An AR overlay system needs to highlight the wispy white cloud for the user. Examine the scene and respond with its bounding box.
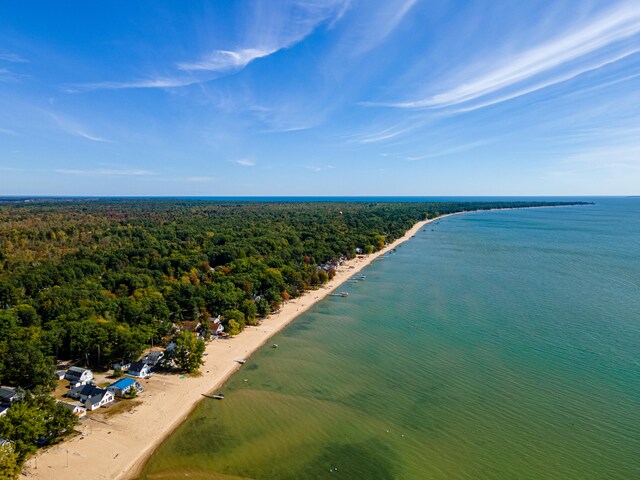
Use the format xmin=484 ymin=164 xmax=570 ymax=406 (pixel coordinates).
xmin=0 ymin=52 xmax=28 ymax=82
xmin=181 ymin=0 xmax=347 ymax=73
xmin=76 ymin=0 xmax=349 ymax=91
xmin=376 ymin=3 xmax=640 ymax=110
xmin=67 ymin=77 xmax=199 ymax=92
xmin=234 ymin=159 xmax=255 ymax=167
xmin=339 ymin=0 xmax=418 ymax=56
xmin=0 ymin=53 xmax=28 ymax=63
xmin=50 ymin=113 xmax=113 ymax=142
xmin=328 ymin=0 xmax=352 ymax=29
xmin=55 ymin=168 xmax=156 ymax=176
xmin=0 ymin=127 xmax=20 ymax=136
xmin=451 ymin=49 xmax=640 ymax=113
xmin=178 ymin=48 xmax=275 ymax=72
xmin=348 ymin=118 xmax=426 ymax=144
xmin=0 ymin=68 xmax=19 ymax=82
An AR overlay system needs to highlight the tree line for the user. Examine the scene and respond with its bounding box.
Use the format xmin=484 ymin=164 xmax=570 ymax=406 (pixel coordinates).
xmin=0 ymin=199 xmax=586 ymax=392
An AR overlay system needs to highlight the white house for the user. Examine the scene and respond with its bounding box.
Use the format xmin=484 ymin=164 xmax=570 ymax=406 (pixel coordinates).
xmin=67 ymin=384 xmax=103 ymax=402
xmin=66 ymin=384 xmax=113 ymax=411
xmin=65 ymin=367 xmax=93 ymax=386
xmin=84 ymin=390 xmax=114 ymax=411
xmin=127 ymin=361 xmax=152 ymax=378
xmin=59 ymin=402 xmax=87 ymax=418
xmin=112 ymin=362 xmax=131 ymax=372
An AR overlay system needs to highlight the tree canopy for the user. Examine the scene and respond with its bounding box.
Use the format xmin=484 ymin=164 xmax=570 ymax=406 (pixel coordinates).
xmin=171 ymin=331 xmax=206 ymax=373
xmin=0 ymin=198 xmax=585 ymax=391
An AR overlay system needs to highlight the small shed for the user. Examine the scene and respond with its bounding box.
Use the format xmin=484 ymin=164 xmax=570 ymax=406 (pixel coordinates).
xmin=60 ymin=402 xmax=87 ymax=418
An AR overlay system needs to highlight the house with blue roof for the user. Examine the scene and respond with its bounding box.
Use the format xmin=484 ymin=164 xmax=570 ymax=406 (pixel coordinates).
xmin=107 ymin=377 xmax=144 ymax=397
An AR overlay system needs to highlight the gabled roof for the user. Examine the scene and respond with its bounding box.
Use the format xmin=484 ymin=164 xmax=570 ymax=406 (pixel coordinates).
xmin=60 ymin=402 xmax=84 ymax=412
xmin=109 ymin=377 xmax=136 ymax=389
xmin=86 ymin=391 xmax=111 ymax=406
xmin=67 ymin=366 xmax=88 ymax=374
xmin=69 ymin=384 xmax=102 ymax=398
xmin=128 ymin=361 xmax=147 ymax=372
xmin=65 ymin=366 xmax=90 ymax=379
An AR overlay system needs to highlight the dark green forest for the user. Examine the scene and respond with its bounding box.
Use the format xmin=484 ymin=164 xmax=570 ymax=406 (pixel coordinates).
xmin=0 ymin=199 xmax=584 ymax=392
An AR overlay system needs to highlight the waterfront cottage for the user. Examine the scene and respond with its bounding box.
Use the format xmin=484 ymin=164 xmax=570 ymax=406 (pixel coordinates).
xmin=113 ymin=361 xmax=132 ymax=372
xmin=67 ymin=384 xmax=113 ymax=410
xmin=65 ymin=367 xmax=94 ymax=386
xmin=67 ymin=384 xmax=103 ymax=402
xmin=144 ymin=350 xmax=164 ymax=366
xmin=59 ymin=402 xmax=87 ymax=418
xmin=127 ymin=361 xmax=152 ymax=378
xmin=107 ymin=377 xmax=144 ymax=397
xmin=84 ymin=390 xmax=114 ymax=411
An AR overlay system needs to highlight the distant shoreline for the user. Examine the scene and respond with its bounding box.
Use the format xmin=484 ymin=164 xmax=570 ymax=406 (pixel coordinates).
xmin=20 ymin=204 xmax=587 ymax=480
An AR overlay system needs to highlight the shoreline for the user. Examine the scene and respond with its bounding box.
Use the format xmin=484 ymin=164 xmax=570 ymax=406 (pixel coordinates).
xmin=20 ymin=205 xmax=579 ymax=480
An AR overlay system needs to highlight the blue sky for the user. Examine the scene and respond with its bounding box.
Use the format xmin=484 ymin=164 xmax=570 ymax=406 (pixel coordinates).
xmin=1 ymin=0 xmax=639 ymax=196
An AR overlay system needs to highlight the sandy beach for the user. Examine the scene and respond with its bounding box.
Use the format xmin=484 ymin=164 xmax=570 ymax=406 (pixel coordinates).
xmin=20 ymin=214 xmax=448 ymax=480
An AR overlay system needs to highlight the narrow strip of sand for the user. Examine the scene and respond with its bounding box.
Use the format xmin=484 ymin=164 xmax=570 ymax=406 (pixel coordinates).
xmin=19 ymin=213 xmax=455 ymax=480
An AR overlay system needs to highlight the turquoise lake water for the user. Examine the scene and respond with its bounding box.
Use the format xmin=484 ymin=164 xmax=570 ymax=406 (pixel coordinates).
xmin=139 ymin=198 xmax=640 ymax=479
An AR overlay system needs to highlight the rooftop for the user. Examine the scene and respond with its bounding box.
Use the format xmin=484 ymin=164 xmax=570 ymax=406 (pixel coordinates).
xmin=109 ymin=378 xmax=136 ymax=389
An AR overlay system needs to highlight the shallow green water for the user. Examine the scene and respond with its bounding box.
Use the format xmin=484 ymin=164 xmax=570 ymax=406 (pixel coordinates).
xmin=138 ymin=199 xmax=640 ymax=480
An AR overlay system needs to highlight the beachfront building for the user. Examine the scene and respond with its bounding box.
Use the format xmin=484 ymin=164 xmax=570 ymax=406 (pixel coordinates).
xmin=209 ymin=315 xmax=225 ymax=336
xmin=65 ymin=367 xmax=94 ymax=386
xmin=107 ymin=377 xmax=144 ymax=397
xmin=67 ymin=384 xmax=114 ymax=410
xmin=59 ymin=402 xmax=87 ymax=418
xmin=144 ymin=350 xmax=164 ymax=366
xmin=84 ymin=390 xmax=114 ymax=411
xmin=113 ymin=361 xmax=132 ymax=372
xmin=67 ymin=384 xmax=103 ymax=402
xmin=127 ymin=361 xmax=152 ymax=378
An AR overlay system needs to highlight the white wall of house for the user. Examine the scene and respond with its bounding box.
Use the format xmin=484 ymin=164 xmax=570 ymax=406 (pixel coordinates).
xmin=85 ymin=392 xmax=114 ymax=411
